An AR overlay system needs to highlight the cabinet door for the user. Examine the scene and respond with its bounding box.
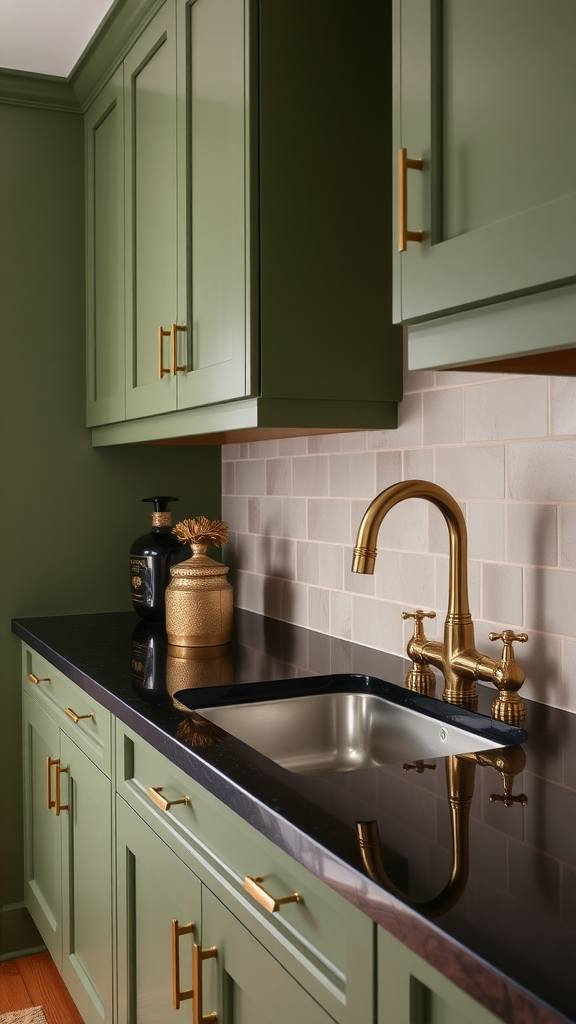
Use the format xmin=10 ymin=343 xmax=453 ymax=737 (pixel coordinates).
xmin=125 ymin=0 xmax=180 ymax=420
xmin=378 ymin=928 xmax=501 ymax=1024
xmin=60 ymin=733 xmax=113 ymax=1024
xmin=395 ymin=0 xmax=576 ymax=324
xmin=22 ymin=693 xmax=62 ymax=967
xmin=201 ymin=886 xmax=335 ymax=1024
xmin=116 ymin=796 xmax=202 ymax=1024
xmin=86 ymin=67 xmax=125 ymax=427
xmin=175 ymin=0 xmax=251 ymax=411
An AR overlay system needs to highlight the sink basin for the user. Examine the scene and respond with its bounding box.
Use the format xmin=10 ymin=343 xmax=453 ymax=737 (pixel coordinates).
xmin=177 ymin=675 xmax=527 ymax=776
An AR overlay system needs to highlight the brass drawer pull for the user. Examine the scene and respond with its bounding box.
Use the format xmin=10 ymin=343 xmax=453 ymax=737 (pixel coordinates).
xmin=29 ymin=673 xmax=50 ymax=685
xmin=55 ymin=762 xmax=69 ymax=816
xmin=46 ymin=756 xmax=58 ymax=810
xmin=243 ymin=876 xmax=302 ymax=914
xmin=170 ymin=323 xmax=187 ymax=374
xmin=158 ymin=326 xmax=172 ymax=378
xmin=192 ymin=943 xmax=217 ymax=1024
xmin=148 ymin=786 xmax=190 ymax=812
xmin=172 ymin=919 xmax=194 ymax=1009
xmin=398 ymin=147 xmax=424 ymax=251
xmin=65 ymin=707 xmax=94 ymax=724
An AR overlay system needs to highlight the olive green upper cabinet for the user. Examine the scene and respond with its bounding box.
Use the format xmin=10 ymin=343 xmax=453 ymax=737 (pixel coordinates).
xmin=124 ymin=0 xmax=181 ymax=419
xmin=90 ymin=0 xmax=401 ymax=444
xmin=395 ymin=0 xmax=576 ymax=371
xmin=86 ymin=67 xmax=125 ymax=427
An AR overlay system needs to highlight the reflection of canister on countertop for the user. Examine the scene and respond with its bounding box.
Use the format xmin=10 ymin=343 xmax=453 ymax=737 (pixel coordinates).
xmin=130 ymin=497 xmax=188 ymax=622
xmin=165 ymin=517 xmax=232 ymax=648
xmin=166 ymin=643 xmax=234 ymax=708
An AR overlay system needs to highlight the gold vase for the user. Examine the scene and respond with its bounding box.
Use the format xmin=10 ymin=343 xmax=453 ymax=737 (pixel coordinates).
xmin=165 ymin=541 xmax=233 ymax=647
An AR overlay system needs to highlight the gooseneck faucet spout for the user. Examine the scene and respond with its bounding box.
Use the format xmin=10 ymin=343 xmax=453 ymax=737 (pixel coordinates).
xmin=352 ymin=481 xmax=528 ymax=718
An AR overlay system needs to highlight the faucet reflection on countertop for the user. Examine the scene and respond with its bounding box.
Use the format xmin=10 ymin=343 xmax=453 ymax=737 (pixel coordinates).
xmin=352 ymin=481 xmax=528 ymax=723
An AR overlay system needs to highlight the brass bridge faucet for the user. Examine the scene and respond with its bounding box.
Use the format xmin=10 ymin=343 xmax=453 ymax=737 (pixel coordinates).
xmin=352 ymin=480 xmax=528 ymax=722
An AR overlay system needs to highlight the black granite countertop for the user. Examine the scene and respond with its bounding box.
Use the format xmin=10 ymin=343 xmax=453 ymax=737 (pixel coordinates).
xmin=12 ymin=609 xmax=576 ymax=1024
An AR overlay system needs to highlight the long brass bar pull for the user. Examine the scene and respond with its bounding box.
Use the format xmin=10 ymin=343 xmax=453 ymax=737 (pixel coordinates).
xmin=158 ymin=326 xmax=172 ymax=378
xmin=171 ymin=920 xmax=194 ymax=1010
xmin=46 ymin=756 xmax=58 ymax=810
xmin=243 ymin=876 xmax=302 ymax=914
xmin=398 ymin=148 xmax=424 ymax=251
xmin=192 ymin=944 xmax=217 ymax=1024
xmin=148 ymin=786 xmax=190 ymax=812
xmin=29 ymin=673 xmax=50 ymax=685
xmin=170 ymin=324 xmax=187 ymax=374
xmin=55 ymin=763 xmax=69 ymax=816
xmin=65 ymin=707 xmax=94 ymax=724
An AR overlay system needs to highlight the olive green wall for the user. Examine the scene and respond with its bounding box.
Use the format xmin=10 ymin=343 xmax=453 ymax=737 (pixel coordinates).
xmin=0 ymin=101 xmax=221 ymax=944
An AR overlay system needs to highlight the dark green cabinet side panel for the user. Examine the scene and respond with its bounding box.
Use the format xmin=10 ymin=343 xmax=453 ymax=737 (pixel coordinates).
xmin=86 ymin=67 xmax=126 ymax=427
xmin=60 ymin=733 xmax=113 ymax=1024
xmin=22 ymin=693 xmax=62 ymax=968
xmin=395 ymin=0 xmax=576 ymax=326
xmin=202 ymin=886 xmax=336 ymax=1024
xmin=116 ymin=796 xmax=202 ymax=1024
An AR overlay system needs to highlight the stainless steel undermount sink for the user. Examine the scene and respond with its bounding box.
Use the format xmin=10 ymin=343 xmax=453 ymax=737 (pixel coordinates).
xmin=196 ymin=685 xmax=521 ymax=776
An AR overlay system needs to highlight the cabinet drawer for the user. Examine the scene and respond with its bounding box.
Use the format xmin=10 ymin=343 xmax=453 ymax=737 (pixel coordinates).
xmin=23 ymin=647 xmax=112 ymax=777
xmin=117 ymin=720 xmax=372 ymax=1024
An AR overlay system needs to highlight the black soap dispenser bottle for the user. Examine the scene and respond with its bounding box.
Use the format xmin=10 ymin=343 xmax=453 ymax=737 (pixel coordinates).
xmin=130 ymin=496 xmax=188 ymax=621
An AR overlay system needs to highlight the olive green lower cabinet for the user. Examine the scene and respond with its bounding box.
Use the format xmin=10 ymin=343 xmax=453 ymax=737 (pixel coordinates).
xmin=22 ymin=690 xmax=113 ymax=1024
xmin=378 ymin=929 xmax=501 ymax=1024
xmin=116 ymin=797 xmax=335 ymax=1024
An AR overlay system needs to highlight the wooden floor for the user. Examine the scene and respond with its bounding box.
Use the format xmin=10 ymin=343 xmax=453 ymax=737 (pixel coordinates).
xmin=0 ymin=953 xmax=83 ymax=1024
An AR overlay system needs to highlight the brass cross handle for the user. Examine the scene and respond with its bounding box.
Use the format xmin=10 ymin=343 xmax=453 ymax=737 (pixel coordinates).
xmin=402 ymin=610 xmax=437 ymax=695
xmin=403 ymin=761 xmax=436 ymax=773
xmin=488 ymin=630 xmax=528 ymax=724
xmin=402 ymin=609 xmax=436 ymax=637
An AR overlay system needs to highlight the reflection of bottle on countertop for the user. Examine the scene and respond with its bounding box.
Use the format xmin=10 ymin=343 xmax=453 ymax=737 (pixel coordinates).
xmin=130 ymin=496 xmax=189 ymax=621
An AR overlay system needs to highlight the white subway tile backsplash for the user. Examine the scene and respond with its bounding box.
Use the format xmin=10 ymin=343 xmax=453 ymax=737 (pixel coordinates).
xmin=467 ymin=503 xmax=505 ymax=561
xmin=509 ymin=440 xmax=576 ymax=502
xmin=481 ymin=563 xmax=523 ymax=626
xmin=308 ymin=498 xmax=351 ymax=544
xmin=222 ymin=353 xmax=576 ymax=713
xmin=464 ymin=377 xmax=548 ymax=442
xmin=551 ymin=377 xmax=576 ymax=437
xmin=559 ymin=505 xmax=576 ymax=568
xmin=423 ymin=388 xmax=463 ymax=446
xmin=507 ymin=503 xmax=558 ymax=567
xmin=436 ymin=445 xmax=505 ymax=499
xmin=266 ymin=457 xmax=292 ymax=496
xmin=293 ymin=455 xmax=329 ymax=496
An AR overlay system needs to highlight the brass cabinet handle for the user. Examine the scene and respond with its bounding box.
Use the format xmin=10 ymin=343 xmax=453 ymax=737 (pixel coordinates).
xmin=243 ymin=876 xmax=302 ymax=914
xmin=148 ymin=786 xmax=190 ymax=812
xmin=172 ymin=920 xmax=194 ymax=1009
xmin=29 ymin=673 xmax=50 ymax=685
xmin=65 ymin=707 xmax=94 ymax=724
xmin=398 ymin=147 xmax=424 ymax=251
xmin=170 ymin=323 xmax=187 ymax=374
xmin=55 ymin=762 xmax=69 ymax=816
xmin=158 ymin=326 xmax=172 ymax=378
xmin=46 ymin=756 xmax=58 ymax=810
xmin=192 ymin=943 xmax=217 ymax=1024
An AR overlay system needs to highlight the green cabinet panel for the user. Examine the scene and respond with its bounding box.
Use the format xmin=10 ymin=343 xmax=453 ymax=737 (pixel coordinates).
xmin=88 ymin=0 xmax=401 ymax=443
xmin=60 ymin=732 xmax=113 ymax=1024
xmin=86 ymin=66 xmax=125 ymax=427
xmin=124 ymin=0 xmax=180 ymax=419
xmin=394 ymin=0 xmax=576 ymax=369
xmin=202 ymin=885 xmax=336 ymax=1024
xmin=377 ymin=928 xmax=501 ymax=1024
xmin=22 ymin=692 xmax=62 ymax=966
xmin=116 ymin=795 xmax=202 ymax=1024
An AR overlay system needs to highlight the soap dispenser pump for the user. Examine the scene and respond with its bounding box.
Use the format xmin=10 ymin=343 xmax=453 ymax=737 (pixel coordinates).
xmin=130 ymin=496 xmax=189 ymax=622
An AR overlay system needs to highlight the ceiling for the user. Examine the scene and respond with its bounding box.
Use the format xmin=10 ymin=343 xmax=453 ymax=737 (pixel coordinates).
xmin=0 ymin=0 xmax=116 ymax=78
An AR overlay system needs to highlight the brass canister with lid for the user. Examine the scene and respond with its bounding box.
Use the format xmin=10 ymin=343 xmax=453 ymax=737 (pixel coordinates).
xmin=165 ymin=517 xmax=233 ymax=647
